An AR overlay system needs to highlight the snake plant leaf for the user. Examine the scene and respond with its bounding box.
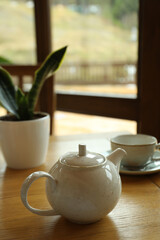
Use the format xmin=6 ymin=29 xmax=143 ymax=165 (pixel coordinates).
xmin=16 ymin=87 xmax=25 ymax=105
xmin=27 ymin=46 xmax=67 ymax=113
xmin=16 ymin=88 xmax=32 ymax=120
xmin=0 ymin=67 xmax=19 ymax=118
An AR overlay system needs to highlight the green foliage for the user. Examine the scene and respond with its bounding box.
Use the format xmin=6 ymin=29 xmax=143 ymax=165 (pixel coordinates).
xmin=0 ymin=56 xmax=12 ymax=64
xmin=0 ymin=46 xmax=67 ymax=120
xmin=111 ymin=0 xmax=138 ymax=21
xmin=0 ymin=1 xmax=138 ymax=64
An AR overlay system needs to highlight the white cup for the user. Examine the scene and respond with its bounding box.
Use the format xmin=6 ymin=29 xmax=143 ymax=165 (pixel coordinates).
xmin=110 ymin=134 xmax=160 ymax=168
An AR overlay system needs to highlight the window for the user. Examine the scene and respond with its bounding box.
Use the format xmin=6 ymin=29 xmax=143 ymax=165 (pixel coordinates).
xmin=0 ymin=0 xmax=35 ymax=64
xmin=52 ymin=0 xmax=138 ymax=97
xmin=1 ymin=0 xmax=160 ymax=139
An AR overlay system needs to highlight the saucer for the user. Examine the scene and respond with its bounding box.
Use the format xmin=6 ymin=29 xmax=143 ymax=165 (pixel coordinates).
xmin=106 ymin=150 xmax=160 ymax=175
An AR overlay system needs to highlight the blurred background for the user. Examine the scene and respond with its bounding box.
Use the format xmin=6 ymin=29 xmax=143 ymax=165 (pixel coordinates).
xmin=0 ymin=0 xmax=138 ymax=135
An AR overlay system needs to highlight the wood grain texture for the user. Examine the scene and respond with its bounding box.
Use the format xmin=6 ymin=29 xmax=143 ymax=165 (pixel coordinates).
xmin=0 ymin=132 xmax=160 ymax=240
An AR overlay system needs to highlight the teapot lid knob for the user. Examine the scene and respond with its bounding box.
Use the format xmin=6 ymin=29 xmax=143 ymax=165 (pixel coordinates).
xmin=79 ymin=144 xmax=86 ymax=156
xmin=60 ymin=144 xmax=105 ymax=167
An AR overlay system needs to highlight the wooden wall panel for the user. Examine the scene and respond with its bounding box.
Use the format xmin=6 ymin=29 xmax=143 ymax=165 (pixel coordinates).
xmin=137 ymin=0 xmax=160 ymax=140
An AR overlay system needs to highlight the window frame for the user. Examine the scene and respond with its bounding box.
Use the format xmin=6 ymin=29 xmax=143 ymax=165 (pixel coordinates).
xmin=31 ymin=0 xmax=160 ymax=140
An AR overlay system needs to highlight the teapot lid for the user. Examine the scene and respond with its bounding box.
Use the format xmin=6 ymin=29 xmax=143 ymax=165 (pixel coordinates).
xmin=60 ymin=144 xmax=105 ymax=167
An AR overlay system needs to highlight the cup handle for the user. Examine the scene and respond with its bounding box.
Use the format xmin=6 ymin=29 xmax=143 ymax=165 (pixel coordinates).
xmin=155 ymin=143 xmax=160 ymax=149
xmin=152 ymin=143 xmax=160 ymax=161
xmin=21 ymin=171 xmax=59 ymax=216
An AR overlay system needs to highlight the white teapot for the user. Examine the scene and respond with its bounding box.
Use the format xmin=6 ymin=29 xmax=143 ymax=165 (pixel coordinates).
xmin=21 ymin=144 xmax=126 ymax=224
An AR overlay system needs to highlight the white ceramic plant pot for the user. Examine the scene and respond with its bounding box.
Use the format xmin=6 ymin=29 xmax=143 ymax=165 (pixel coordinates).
xmin=0 ymin=112 xmax=50 ymax=169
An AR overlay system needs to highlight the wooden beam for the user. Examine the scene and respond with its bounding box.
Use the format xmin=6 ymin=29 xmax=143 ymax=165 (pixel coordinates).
xmin=137 ymin=0 xmax=160 ymax=140
xmin=57 ymin=93 xmax=139 ymax=121
xmin=34 ymin=0 xmax=52 ymax=62
xmin=34 ymin=0 xmax=54 ymax=134
xmin=2 ymin=65 xmax=40 ymax=76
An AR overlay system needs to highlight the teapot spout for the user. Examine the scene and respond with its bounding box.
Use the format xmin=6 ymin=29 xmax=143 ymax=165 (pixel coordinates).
xmin=107 ymin=148 xmax=126 ymax=172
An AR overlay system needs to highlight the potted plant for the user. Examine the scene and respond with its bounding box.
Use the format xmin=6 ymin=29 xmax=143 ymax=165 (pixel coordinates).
xmin=0 ymin=46 xmax=67 ymax=169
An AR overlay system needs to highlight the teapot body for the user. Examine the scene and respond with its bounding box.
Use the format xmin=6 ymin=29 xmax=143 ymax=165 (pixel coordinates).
xmin=46 ymin=159 xmax=121 ymax=224
xmin=21 ymin=146 xmax=125 ymax=224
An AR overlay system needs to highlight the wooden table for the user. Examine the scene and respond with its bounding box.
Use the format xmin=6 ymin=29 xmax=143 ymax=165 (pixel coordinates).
xmin=0 ymin=132 xmax=160 ymax=240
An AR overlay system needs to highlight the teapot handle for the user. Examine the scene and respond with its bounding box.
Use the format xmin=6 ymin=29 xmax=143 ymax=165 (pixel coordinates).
xmin=21 ymin=171 xmax=59 ymax=216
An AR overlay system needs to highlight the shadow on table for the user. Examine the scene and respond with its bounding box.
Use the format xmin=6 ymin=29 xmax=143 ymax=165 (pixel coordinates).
xmin=51 ymin=216 xmax=120 ymax=240
xmin=1 ymin=208 xmax=120 ymax=240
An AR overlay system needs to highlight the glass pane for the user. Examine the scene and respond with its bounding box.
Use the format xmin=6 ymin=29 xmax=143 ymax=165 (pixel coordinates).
xmin=52 ymin=0 xmax=138 ymax=97
xmin=0 ymin=0 xmax=35 ymax=64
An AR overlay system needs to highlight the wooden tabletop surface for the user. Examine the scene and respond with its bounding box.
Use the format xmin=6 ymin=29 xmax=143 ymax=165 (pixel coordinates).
xmin=0 ymin=132 xmax=160 ymax=240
